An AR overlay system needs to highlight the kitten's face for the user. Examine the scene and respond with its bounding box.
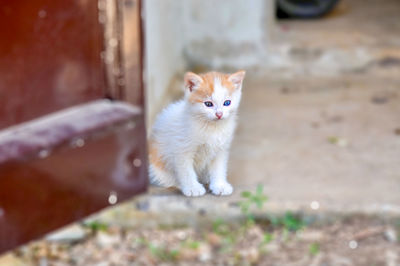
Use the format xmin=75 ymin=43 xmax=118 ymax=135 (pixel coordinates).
xmin=184 ymin=71 xmax=245 ymax=122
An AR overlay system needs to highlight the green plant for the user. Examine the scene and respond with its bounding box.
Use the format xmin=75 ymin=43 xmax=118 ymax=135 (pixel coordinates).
xmin=134 ymin=237 xmax=180 ymax=262
xmin=258 ymin=232 xmax=274 ymax=254
xmin=183 ymin=240 xmax=200 ymax=250
xmin=82 ymin=220 xmax=108 ymax=232
xmin=280 ymin=212 xmax=305 ymax=232
xmin=262 ymin=232 xmax=273 ymax=244
xmin=134 ymin=237 xmax=146 ymax=246
xmin=211 ymin=219 xmax=237 ymax=253
xmin=212 ymin=218 xmax=230 ymax=236
xmin=239 ymin=185 xmax=268 ymax=220
xmin=309 ymin=242 xmax=320 ymax=256
xmin=148 ymin=243 xmax=180 ymax=262
xmin=266 ymin=212 xmax=305 ymax=232
xmin=219 ymin=236 xmax=235 ymax=254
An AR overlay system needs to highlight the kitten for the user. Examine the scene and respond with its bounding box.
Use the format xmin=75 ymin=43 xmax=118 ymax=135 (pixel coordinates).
xmin=148 ymin=70 xmax=245 ymax=197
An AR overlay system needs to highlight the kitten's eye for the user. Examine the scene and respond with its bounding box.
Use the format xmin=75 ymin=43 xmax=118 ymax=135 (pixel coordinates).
xmin=223 ymin=100 xmax=231 ymax=106
xmin=204 ymin=101 xmax=213 ymax=107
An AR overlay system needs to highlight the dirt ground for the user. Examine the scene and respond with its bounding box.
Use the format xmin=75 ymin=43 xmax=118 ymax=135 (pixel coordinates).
xmin=2 ymin=215 xmax=399 ymax=266
xmin=1 ymin=0 xmax=400 ymax=265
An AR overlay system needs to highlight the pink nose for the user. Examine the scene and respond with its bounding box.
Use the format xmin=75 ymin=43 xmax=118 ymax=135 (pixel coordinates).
xmin=215 ymin=111 xmax=223 ymax=119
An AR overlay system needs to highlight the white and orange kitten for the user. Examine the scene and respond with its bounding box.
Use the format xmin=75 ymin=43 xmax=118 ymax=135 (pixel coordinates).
xmin=149 ymin=70 xmax=245 ymax=197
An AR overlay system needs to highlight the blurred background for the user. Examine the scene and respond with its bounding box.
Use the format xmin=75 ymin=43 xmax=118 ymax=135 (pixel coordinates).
xmin=1 ymin=0 xmax=400 ymax=265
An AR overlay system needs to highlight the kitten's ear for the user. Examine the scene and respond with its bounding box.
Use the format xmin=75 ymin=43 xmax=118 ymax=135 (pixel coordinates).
xmin=228 ymin=70 xmax=246 ymax=89
xmin=184 ymin=72 xmax=203 ymax=92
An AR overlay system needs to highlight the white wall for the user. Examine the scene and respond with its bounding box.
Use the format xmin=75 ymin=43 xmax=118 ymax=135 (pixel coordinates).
xmin=181 ymin=0 xmax=273 ymax=70
xmin=143 ymin=0 xmax=185 ymax=125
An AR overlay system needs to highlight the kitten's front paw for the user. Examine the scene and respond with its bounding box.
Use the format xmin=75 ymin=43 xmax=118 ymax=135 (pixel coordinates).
xmin=181 ymin=183 xmax=206 ymax=197
xmin=210 ymin=181 xmax=233 ymax=196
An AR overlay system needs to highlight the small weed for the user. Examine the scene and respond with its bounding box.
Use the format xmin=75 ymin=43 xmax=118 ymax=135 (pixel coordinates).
xmin=309 ymin=242 xmax=320 ymax=256
xmin=212 ymin=218 xmax=237 ymax=253
xmin=267 ymin=212 xmax=305 ymax=232
xmin=183 ymin=240 xmax=200 ymax=250
xmin=82 ymin=220 xmax=108 ymax=233
xmin=281 ymin=212 xmax=305 ymax=232
xmin=219 ymin=236 xmax=235 ymax=254
xmin=134 ymin=237 xmax=146 ymax=246
xmin=239 ymin=186 xmax=305 ymax=249
xmin=239 ymin=185 xmax=268 ymax=220
xmin=262 ymin=232 xmax=273 ymax=245
xmin=148 ymin=243 xmax=180 ymax=262
xmin=213 ymin=218 xmax=230 ymax=236
xmin=258 ymin=232 xmax=274 ymax=254
xmin=134 ymin=238 xmax=180 ymax=262
xmin=243 ymin=218 xmax=256 ymax=229
xmin=223 ymin=234 xmax=235 ymax=246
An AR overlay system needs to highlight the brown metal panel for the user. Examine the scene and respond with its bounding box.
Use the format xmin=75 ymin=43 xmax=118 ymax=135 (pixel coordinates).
xmin=0 ymin=0 xmax=106 ymax=129
xmin=0 ymin=103 xmax=148 ymax=254
xmin=0 ymin=0 xmax=147 ymax=255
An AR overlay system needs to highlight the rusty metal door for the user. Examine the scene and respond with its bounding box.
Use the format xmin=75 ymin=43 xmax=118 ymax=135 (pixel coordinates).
xmin=0 ymin=0 xmax=147 ymax=254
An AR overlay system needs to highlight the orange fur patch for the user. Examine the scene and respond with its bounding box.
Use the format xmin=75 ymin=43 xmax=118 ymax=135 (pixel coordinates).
xmin=221 ymin=76 xmax=236 ymax=94
xmin=188 ymin=71 xmax=237 ymax=103
xmin=148 ymin=139 xmax=166 ymax=171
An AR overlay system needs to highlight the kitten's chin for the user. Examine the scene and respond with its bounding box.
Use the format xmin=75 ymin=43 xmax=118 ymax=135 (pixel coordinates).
xmin=212 ymin=116 xmax=228 ymax=122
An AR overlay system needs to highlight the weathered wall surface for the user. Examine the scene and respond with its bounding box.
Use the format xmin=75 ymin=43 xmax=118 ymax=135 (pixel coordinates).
xmin=143 ymin=0 xmax=185 ymax=126
xmin=181 ymin=0 xmax=273 ymax=70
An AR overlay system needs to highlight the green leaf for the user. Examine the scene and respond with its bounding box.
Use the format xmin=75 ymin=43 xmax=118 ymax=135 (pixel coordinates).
xmin=246 ymin=214 xmax=255 ymax=224
xmin=148 ymin=243 xmax=159 ymax=256
xmin=260 ymin=195 xmax=268 ymax=202
xmin=135 ymin=237 xmax=147 ymax=245
xmin=256 ymin=185 xmax=263 ymax=195
xmin=83 ymin=220 xmax=108 ymax=232
xmin=309 ymin=243 xmax=320 ymax=256
xmin=169 ymin=249 xmax=180 ymax=259
xmin=148 ymin=243 xmax=180 ymax=262
xmin=212 ymin=218 xmax=224 ymax=231
xmin=241 ymin=191 xmax=252 ymax=198
xmin=240 ymin=202 xmax=250 ymax=214
xmin=282 ymin=212 xmax=304 ymax=231
xmin=255 ymin=199 xmax=263 ymax=209
xmin=263 ymin=233 xmax=273 ymax=244
xmin=186 ymin=241 xmax=200 ymax=249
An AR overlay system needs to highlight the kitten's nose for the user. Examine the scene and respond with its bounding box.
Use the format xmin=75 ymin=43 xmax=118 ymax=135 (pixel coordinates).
xmin=215 ymin=111 xmax=223 ymax=119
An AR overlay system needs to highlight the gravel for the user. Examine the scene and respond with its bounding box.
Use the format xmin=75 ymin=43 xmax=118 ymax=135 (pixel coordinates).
xmin=3 ymin=216 xmax=399 ymax=266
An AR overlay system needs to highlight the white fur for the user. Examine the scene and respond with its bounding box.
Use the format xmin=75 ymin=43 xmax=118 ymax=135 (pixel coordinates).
xmin=149 ymin=73 xmax=244 ymax=197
